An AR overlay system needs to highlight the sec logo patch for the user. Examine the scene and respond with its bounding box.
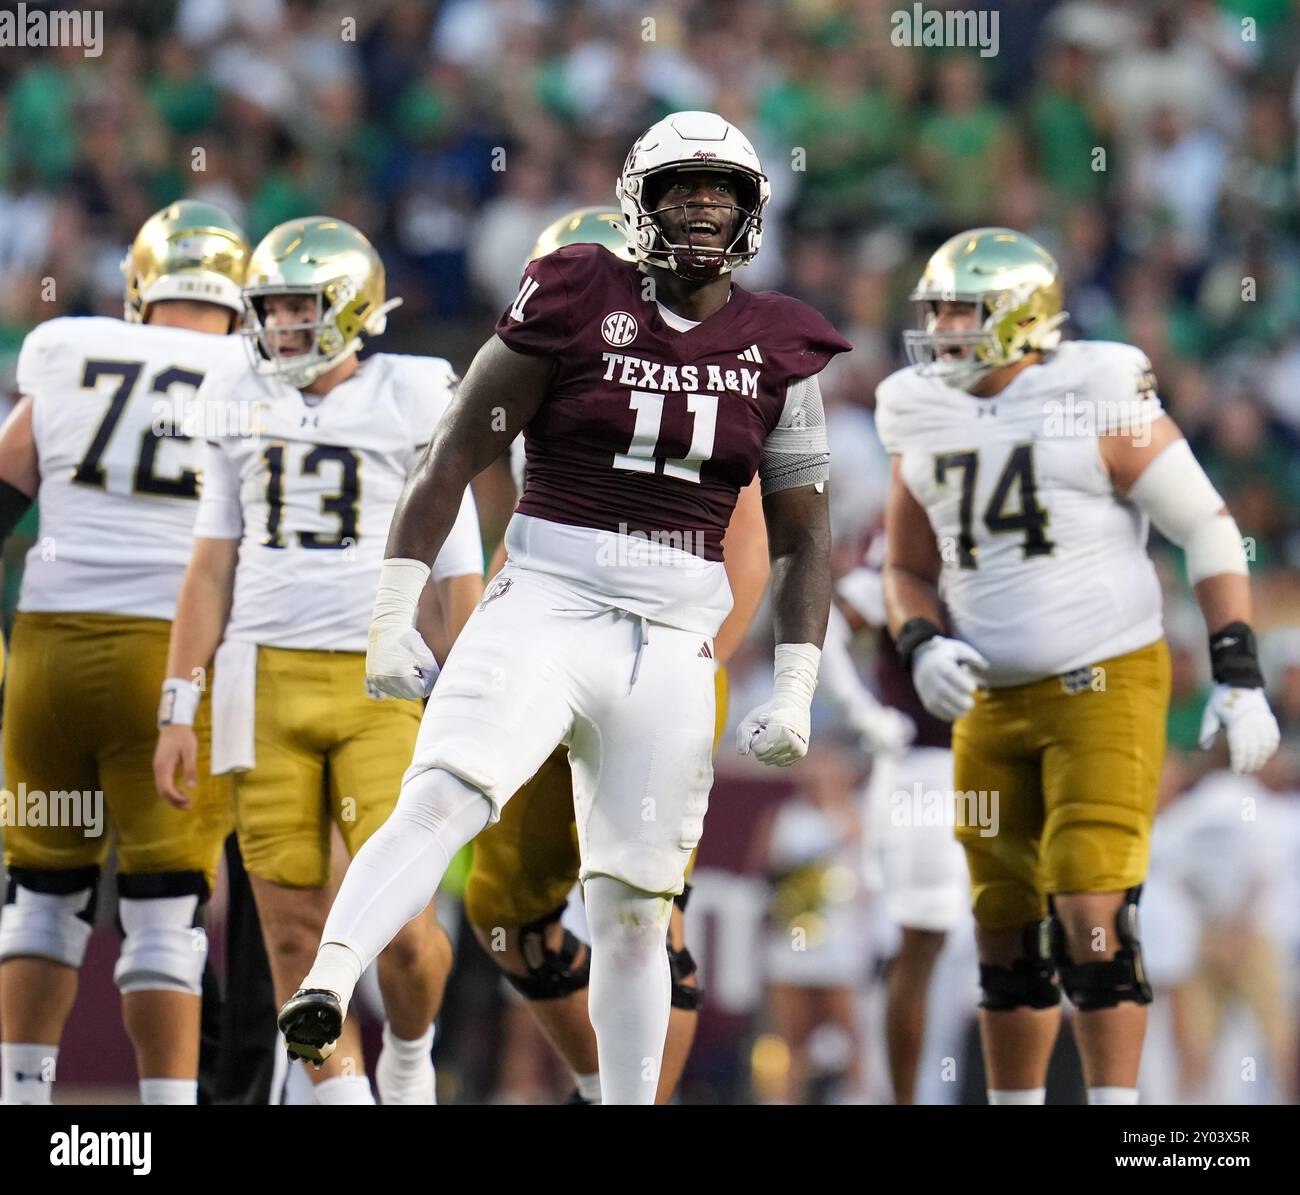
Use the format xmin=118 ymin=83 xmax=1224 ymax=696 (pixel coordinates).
xmin=601 ymin=311 xmax=638 ymax=347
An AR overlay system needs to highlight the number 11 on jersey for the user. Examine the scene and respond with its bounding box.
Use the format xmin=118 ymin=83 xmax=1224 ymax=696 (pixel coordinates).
xmin=613 ymin=390 xmax=718 ymax=483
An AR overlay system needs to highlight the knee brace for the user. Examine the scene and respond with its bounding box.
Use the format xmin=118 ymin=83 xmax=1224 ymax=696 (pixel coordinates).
xmin=502 ymin=904 xmax=591 ymax=1001
xmin=0 ymin=866 xmax=100 ymax=969
xmin=978 ymin=916 xmax=1061 ymax=1011
xmin=113 ymin=872 xmax=209 ymax=997
xmin=1051 ymin=887 xmax=1153 ymax=1012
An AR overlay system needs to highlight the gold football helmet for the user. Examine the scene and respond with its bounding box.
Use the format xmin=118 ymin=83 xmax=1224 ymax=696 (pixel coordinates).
xmin=122 ymin=199 xmax=250 ymax=323
xmin=529 ymin=207 xmax=635 ymax=263
xmin=243 ymin=216 xmax=400 ymax=390
xmin=904 ymin=227 xmax=1067 ymax=390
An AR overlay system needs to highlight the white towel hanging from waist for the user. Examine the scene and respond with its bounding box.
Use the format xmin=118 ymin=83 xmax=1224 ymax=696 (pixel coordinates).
xmin=211 ymin=638 xmax=258 ymax=774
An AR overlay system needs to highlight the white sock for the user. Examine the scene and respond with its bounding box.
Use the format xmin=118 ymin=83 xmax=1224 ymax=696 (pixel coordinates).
xmin=140 ymin=1077 xmax=197 ymax=1105
xmin=1 ymin=1043 xmax=58 ymax=1105
xmin=1088 ymin=1085 xmax=1139 ymax=1105
xmin=305 ymin=769 xmax=490 ymax=1017
xmin=376 ymin=1022 xmax=436 ymax=1105
xmin=313 ymin=1074 xmax=375 ymax=1105
xmin=574 ymin=1071 xmax=602 ymax=1103
xmin=585 ymin=876 xmax=673 ymax=1106
xmin=301 ymin=944 xmax=364 ymax=1015
xmin=989 ymin=1087 xmax=1046 ymax=1105
xmin=382 ymin=1021 xmax=434 ymax=1062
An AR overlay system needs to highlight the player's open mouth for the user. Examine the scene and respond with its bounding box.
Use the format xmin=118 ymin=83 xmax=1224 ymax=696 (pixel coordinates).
xmin=684 ymin=220 xmax=726 ymax=246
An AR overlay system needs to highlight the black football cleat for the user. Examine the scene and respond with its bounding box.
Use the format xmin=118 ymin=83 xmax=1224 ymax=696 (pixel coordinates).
xmin=278 ymin=989 xmax=343 ymax=1068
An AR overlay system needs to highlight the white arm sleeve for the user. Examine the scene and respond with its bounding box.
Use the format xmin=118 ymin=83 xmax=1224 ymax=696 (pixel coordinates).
xmin=1127 ymin=438 xmax=1247 ymax=584
xmin=431 ymin=485 xmax=483 ymax=581
xmin=818 ymin=605 xmax=891 ymax=722
xmin=758 ymin=374 xmax=830 ymax=495
xmin=193 ymin=441 xmax=243 ymax=540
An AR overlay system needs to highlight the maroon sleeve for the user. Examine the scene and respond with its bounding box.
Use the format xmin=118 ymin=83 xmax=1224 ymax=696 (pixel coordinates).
xmin=786 ymin=300 xmax=853 ymax=382
xmin=746 ymin=292 xmax=852 ymax=387
xmin=494 ymin=252 xmax=574 ymax=357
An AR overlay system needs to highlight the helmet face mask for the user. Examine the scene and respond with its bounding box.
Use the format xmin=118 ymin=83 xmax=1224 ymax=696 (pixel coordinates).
xmin=904 ymin=296 xmax=1007 ymax=389
xmin=245 ymin=288 xmax=340 ymax=390
xmin=242 ymin=217 xmax=400 ymax=390
xmin=617 ymin=112 xmax=771 ymax=281
xmin=903 ymin=228 xmax=1068 ymax=391
xmin=636 ymin=167 xmax=761 ymax=281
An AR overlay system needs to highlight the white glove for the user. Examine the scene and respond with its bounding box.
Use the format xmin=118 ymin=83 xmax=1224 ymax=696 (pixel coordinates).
xmin=366 ymin=558 xmax=438 ymax=700
xmin=911 ymin=636 xmax=989 ymax=722
xmin=738 ymin=643 xmax=821 ymax=767
xmin=848 ymin=704 xmax=916 ymax=756
xmin=1198 ymin=684 xmax=1280 ymax=774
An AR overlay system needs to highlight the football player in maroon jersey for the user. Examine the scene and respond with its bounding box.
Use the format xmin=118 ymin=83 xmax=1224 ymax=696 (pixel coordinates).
xmin=461 ymin=208 xmax=773 ymax=1104
xmin=282 ymin=111 xmax=852 ymax=1104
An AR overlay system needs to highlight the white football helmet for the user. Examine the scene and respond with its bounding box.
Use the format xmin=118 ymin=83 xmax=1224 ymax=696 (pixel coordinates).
xmin=617 ymin=111 xmax=770 ymax=280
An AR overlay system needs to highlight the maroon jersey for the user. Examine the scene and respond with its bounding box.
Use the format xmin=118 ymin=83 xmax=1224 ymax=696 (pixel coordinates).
xmin=495 ymin=245 xmax=850 ymax=562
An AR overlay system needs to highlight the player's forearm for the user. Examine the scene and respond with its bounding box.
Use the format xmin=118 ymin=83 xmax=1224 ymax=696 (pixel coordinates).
xmin=414 ymin=577 xmax=447 ymax=664
xmin=716 ymin=549 xmax=770 ymax=663
xmin=768 ymin=528 xmax=830 ymax=648
xmin=762 ymin=483 xmax=831 ymax=647
xmin=439 ymin=572 xmax=484 ymax=644
xmin=386 ymin=439 xmax=475 ymax=566
xmin=166 ymin=564 xmax=233 ymax=681
xmin=716 ymin=479 xmax=770 ymax=664
xmin=1192 ymin=571 xmax=1252 ymax=636
xmin=883 ymin=565 xmax=944 ymax=638
xmin=388 ymin=338 xmax=548 ymax=567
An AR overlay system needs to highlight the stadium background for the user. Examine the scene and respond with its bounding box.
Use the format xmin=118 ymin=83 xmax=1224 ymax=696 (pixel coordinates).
xmin=0 ymin=0 xmax=1298 ymax=1103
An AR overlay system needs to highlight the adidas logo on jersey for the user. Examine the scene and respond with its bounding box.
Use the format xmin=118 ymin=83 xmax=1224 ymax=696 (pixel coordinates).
xmin=737 ymin=345 xmax=763 ymax=364
xmin=697 ymin=641 xmax=713 ymax=659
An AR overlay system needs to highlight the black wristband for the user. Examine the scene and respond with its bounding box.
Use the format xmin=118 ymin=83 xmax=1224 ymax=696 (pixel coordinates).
xmin=1209 ymin=621 xmax=1264 ymax=688
xmin=896 ymin=617 xmax=942 ymax=670
xmin=0 ymin=478 xmax=33 ymax=542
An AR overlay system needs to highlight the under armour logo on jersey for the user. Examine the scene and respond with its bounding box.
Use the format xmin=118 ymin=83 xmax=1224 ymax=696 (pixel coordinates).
xmin=697 ymin=641 xmax=713 ymax=659
xmin=976 ymin=403 xmax=998 ymax=417
xmin=737 ymin=344 xmax=763 ymax=364
xmin=300 ymin=413 xmax=320 ymax=429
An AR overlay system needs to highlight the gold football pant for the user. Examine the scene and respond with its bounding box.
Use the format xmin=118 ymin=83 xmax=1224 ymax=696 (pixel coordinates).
xmin=2 ymin=612 xmax=231 ymax=889
xmin=465 ymin=666 xmax=729 ymax=930
xmin=231 ymin=646 xmax=422 ymax=889
xmin=953 ymin=639 xmax=1171 ymax=929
